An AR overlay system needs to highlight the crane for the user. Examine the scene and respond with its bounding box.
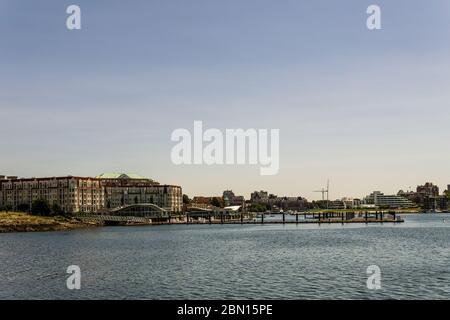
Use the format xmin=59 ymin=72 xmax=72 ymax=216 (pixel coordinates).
xmin=313 ymin=179 xmax=330 ymax=209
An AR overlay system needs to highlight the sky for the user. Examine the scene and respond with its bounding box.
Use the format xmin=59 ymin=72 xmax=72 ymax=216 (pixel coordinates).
xmin=1 ymin=0 xmax=450 ymax=200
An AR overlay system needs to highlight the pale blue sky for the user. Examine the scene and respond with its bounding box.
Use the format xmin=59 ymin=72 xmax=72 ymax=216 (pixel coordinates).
xmin=1 ymin=0 xmax=450 ymax=199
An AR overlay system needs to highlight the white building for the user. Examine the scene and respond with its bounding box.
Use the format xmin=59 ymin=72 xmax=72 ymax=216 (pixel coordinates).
xmin=363 ymin=191 xmax=415 ymax=208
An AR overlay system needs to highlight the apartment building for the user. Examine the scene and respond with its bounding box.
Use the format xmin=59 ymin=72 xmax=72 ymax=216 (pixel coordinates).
xmin=0 ymin=172 xmax=183 ymax=213
xmin=97 ymin=172 xmax=183 ymax=213
xmin=250 ymin=190 xmax=308 ymax=211
xmin=0 ymin=176 xmax=104 ymax=213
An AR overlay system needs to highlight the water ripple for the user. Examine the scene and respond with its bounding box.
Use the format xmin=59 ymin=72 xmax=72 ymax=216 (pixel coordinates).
xmin=0 ymin=213 xmax=449 ymax=299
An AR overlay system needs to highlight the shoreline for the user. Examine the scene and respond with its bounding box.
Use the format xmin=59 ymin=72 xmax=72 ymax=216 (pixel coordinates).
xmin=1 ymin=211 xmax=446 ymax=234
xmin=0 ymin=212 xmax=100 ymax=233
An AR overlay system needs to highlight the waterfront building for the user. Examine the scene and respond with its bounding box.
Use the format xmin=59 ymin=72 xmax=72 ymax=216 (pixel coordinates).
xmin=223 ymin=190 xmax=245 ymax=207
xmin=398 ymin=182 xmax=441 ymax=208
xmin=422 ymin=195 xmax=448 ymax=211
xmin=331 ymin=198 xmax=362 ymax=209
xmin=397 ymin=190 xmax=420 ymax=204
xmin=0 ymin=172 xmax=183 ymax=214
xmin=277 ymin=196 xmax=309 ymax=211
xmin=97 ymin=172 xmax=182 ymax=213
xmin=341 ymin=197 xmax=362 ymax=209
xmin=329 ymin=200 xmax=346 ymax=209
xmin=222 ymin=190 xmax=235 ymax=205
xmin=191 ymin=196 xmax=224 ymax=208
xmin=250 ymin=190 xmax=269 ymax=202
xmin=363 ymin=191 xmax=415 ymax=208
xmin=250 ymin=191 xmax=308 ymax=212
xmin=0 ymin=176 xmax=104 ymax=213
xmin=417 ymin=182 xmax=439 ymax=197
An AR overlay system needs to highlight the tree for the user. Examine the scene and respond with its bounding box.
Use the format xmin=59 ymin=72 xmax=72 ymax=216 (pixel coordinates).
xmin=31 ymin=198 xmax=51 ymax=216
xmin=17 ymin=203 xmax=30 ymax=212
xmin=0 ymin=204 xmax=13 ymax=212
xmin=182 ymin=194 xmax=191 ymax=205
xmin=211 ymin=197 xmax=222 ymax=208
xmin=248 ymin=203 xmax=267 ymax=212
xmin=51 ymin=203 xmax=63 ymax=216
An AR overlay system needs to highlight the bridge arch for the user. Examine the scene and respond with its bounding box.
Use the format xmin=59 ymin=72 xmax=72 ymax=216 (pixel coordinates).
xmin=107 ymin=203 xmax=168 ymax=217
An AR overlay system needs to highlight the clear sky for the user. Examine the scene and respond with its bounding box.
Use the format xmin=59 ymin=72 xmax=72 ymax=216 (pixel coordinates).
xmin=1 ymin=0 xmax=450 ymax=200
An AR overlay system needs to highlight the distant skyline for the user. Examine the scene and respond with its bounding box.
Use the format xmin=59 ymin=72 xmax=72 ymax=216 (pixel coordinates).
xmin=1 ymin=1 xmax=450 ymax=200
xmin=0 ymin=171 xmax=448 ymax=201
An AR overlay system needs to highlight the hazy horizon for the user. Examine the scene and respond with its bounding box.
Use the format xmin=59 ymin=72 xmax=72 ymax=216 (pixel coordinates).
xmin=1 ymin=0 xmax=450 ymax=200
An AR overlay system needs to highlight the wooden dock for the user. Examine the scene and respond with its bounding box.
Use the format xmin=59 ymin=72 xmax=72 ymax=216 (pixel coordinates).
xmin=76 ymin=211 xmax=404 ymax=226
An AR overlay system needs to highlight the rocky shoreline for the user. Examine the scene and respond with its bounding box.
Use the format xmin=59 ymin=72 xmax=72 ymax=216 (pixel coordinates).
xmin=0 ymin=212 xmax=100 ymax=233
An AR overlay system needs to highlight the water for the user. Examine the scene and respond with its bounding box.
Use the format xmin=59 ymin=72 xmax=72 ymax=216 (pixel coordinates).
xmin=1 ymin=214 xmax=449 ymax=299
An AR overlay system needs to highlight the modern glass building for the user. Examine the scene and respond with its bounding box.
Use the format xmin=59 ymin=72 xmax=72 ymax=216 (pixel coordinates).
xmin=363 ymin=191 xmax=415 ymax=208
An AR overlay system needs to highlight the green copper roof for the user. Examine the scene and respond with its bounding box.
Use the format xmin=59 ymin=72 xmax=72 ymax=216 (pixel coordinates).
xmin=96 ymin=172 xmax=148 ymax=180
xmin=125 ymin=173 xmax=148 ymax=179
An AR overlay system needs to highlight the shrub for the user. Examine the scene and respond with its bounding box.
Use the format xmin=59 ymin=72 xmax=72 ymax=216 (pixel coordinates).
xmin=17 ymin=203 xmax=30 ymax=213
xmin=31 ymin=198 xmax=51 ymax=216
xmin=51 ymin=203 xmax=63 ymax=216
xmin=0 ymin=205 xmax=13 ymax=212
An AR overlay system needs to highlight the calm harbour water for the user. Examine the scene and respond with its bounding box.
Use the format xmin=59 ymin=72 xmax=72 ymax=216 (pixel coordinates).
xmin=1 ymin=214 xmax=449 ymax=299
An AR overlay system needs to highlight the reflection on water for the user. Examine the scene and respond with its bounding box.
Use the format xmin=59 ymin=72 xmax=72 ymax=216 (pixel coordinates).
xmin=0 ymin=214 xmax=449 ymax=299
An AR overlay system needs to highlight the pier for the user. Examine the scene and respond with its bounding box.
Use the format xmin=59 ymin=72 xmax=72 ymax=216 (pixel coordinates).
xmin=75 ymin=209 xmax=403 ymax=226
xmin=173 ymin=211 xmax=402 ymax=225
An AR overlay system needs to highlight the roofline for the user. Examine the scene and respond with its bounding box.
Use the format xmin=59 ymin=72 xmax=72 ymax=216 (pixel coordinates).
xmin=0 ymin=176 xmax=102 ymax=182
xmin=0 ymin=177 xmax=181 ymax=188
